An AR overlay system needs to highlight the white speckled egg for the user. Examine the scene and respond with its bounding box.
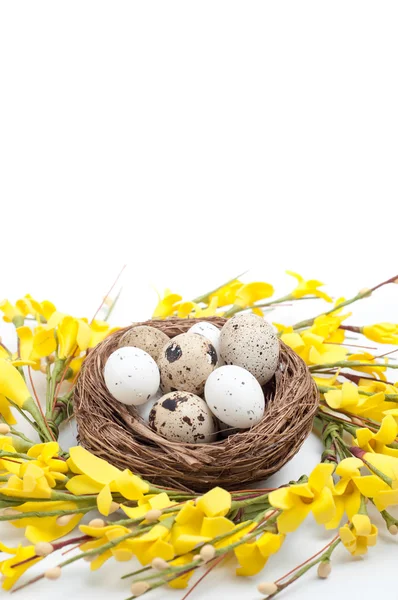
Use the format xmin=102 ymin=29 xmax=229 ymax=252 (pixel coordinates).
xmin=119 ymin=326 xmax=170 ymax=362
xmin=204 ymin=365 xmax=265 ymax=428
xmin=157 ymin=333 xmax=218 ymax=395
xmin=149 ymin=391 xmax=217 ymax=443
xmin=135 ymin=389 xmax=163 ymax=422
xmin=104 ymin=347 xmax=160 ymax=406
xmin=219 ymin=313 xmax=279 ymax=385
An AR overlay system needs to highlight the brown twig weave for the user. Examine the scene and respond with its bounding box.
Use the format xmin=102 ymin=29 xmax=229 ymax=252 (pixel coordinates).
xmin=73 ymin=317 xmax=318 ymax=492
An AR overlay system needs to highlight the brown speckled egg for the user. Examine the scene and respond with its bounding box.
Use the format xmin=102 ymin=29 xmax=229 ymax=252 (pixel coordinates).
xmin=219 ymin=313 xmax=279 ymax=385
xmin=157 ymin=333 xmax=218 ymax=395
xmin=149 ymin=391 xmax=217 ymax=444
xmin=119 ymin=326 xmax=170 ymax=362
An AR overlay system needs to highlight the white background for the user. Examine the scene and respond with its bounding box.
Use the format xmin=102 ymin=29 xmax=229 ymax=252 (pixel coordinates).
xmin=1 ymin=1 xmax=398 ymax=598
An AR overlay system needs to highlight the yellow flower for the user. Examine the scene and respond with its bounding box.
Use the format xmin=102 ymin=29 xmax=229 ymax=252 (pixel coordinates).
xmin=57 ymin=316 xmax=79 ymax=359
xmin=326 ymin=458 xmax=363 ymax=529
xmin=310 ymin=308 xmax=350 ymax=343
xmin=177 ymin=302 xmax=198 ymax=318
xmin=281 ymin=330 xmax=347 ymax=366
xmin=355 ymin=415 xmax=398 ymax=458
xmin=234 ymin=282 xmax=274 ymax=308
xmin=339 ymin=514 xmax=377 ymax=556
xmin=234 ymin=531 xmax=284 ymax=576
xmin=15 ymin=326 xmax=56 ymax=368
xmin=0 ymin=300 xmax=25 ymax=325
xmin=27 ymin=442 xmax=69 ymax=486
xmin=79 ymin=523 xmax=134 ymax=569
xmin=66 ymin=446 xmax=149 ymax=503
xmin=0 ymin=359 xmax=32 ymax=408
xmin=0 ymin=296 xmax=56 ymax=326
xmin=0 ymin=542 xmax=42 ymax=590
xmin=0 ymin=435 xmax=19 ymax=472
xmin=348 ymin=352 xmax=387 ymax=381
xmin=194 ymin=297 xmax=220 ymax=318
xmin=363 ymin=323 xmax=398 ymax=344
xmin=324 ymin=382 xmax=362 ymax=411
xmin=209 ymin=281 xmax=242 ymax=306
xmin=152 ymin=290 xmax=182 ymax=319
xmin=0 ymin=463 xmax=52 ymax=499
xmin=88 ymin=320 xmax=119 ymax=349
xmin=269 ymin=464 xmax=336 ymax=533
xmin=351 ymin=451 xmax=398 ymax=511
xmin=0 ymin=394 xmax=17 ymax=425
xmin=286 ymin=271 xmax=332 ymax=302
xmin=168 ymin=554 xmax=195 ymax=589
xmin=167 ymin=489 xmax=233 ymax=556
xmin=10 ymin=500 xmax=83 ymax=543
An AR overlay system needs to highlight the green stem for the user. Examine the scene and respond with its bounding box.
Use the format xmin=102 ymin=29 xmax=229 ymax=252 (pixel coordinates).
xmin=23 ymin=398 xmax=53 ymax=442
xmin=0 ymin=505 xmax=95 ymax=522
xmin=310 ymin=360 xmax=398 ymax=372
xmin=273 ymin=538 xmax=341 ymax=596
xmin=292 ymin=273 xmax=398 ymax=331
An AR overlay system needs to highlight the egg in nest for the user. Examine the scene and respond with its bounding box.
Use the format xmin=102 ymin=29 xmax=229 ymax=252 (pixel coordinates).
xmin=219 ymin=313 xmax=279 ymax=385
xmin=119 ymin=325 xmax=170 ymax=362
xmin=149 ymin=391 xmax=217 ymax=443
xmin=157 ymin=333 xmax=218 ymax=395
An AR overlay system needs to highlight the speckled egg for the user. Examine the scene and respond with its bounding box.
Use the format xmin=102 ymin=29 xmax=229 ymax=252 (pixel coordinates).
xmin=119 ymin=326 xmax=170 ymax=362
xmin=219 ymin=313 xmax=279 ymax=385
xmin=104 ymin=347 xmax=160 ymax=406
xmin=205 ymin=365 xmax=265 ymax=428
xmin=149 ymin=391 xmax=217 ymax=444
xmin=157 ymin=333 xmax=218 ymax=395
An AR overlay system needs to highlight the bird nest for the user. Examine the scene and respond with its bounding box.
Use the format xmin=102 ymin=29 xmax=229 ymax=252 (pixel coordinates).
xmin=73 ymin=317 xmax=319 ymax=492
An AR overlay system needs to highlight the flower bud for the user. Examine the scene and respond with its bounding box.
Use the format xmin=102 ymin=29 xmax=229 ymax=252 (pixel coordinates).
xmin=317 ymin=561 xmax=331 ymax=579
xmin=40 ymin=364 xmax=47 ymax=374
xmin=388 ymin=524 xmax=398 ymax=535
xmin=2 ymin=508 xmax=19 ymax=517
xmin=35 ymin=542 xmax=54 ymax=556
xmin=88 ymin=518 xmax=106 ymax=528
xmin=151 ymin=557 xmax=169 ymax=571
xmin=44 ymin=567 xmax=62 ymax=580
xmin=109 ymin=502 xmax=120 ymax=514
xmin=200 ymin=544 xmax=216 ymax=562
xmin=130 ymin=581 xmax=150 ymax=596
xmin=257 ymin=581 xmax=278 ymax=596
xmin=56 ymin=514 xmax=76 ymax=526
xmin=193 ymin=554 xmax=201 ymax=561
xmin=84 ymin=554 xmax=97 ymax=562
xmin=0 ymin=424 xmax=11 ymax=435
xmin=145 ymin=509 xmax=162 ymax=522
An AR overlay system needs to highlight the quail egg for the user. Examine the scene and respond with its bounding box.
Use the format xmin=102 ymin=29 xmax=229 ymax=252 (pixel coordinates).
xmin=157 ymin=333 xmax=218 ymax=395
xmin=119 ymin=325 xmax=170 ymax=362
xmin=204 ymin=364 xmax=265 ymax=428
xmin=149 ymin=391 xmax=217 ymax=444
xmin=104 ymin=346 xmax=160 ymax=406
xmin=219 ymin=313 xmax=279 ymax=385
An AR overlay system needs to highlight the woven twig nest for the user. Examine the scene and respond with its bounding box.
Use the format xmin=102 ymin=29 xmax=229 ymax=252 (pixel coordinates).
xmin=74 ymin=317 xmax=318 ymax=492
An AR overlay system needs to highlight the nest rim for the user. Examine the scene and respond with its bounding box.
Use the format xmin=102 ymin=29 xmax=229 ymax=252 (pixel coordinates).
xmin=73 ymin=317 xmax=319 ymax=493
